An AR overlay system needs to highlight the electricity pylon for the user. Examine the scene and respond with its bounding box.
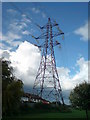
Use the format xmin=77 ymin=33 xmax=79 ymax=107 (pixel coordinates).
xmin=32 ymin=18 xmax=64 ymax=105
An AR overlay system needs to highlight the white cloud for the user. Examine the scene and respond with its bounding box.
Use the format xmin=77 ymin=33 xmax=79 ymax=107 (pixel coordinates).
xmin=1 ymin=8 xmax=34 ymax=50
xmin=31 ymin=7 xmax=46 ymax=19
xmin=3 ymin=32 xmax=21 ymax=43
xmin=57 ymin=67 xmax=74 ymax=90
xmin=2 ymin=31 xmax=22 ymax=50
xmin=22 ymin=30 xmax=30 ymax=35
xmin=9 ymin=41 xmax=41 ymax=85
xmin=9 ymin=21 xmax=27 ymax=32
xmin=32 ymin=7 xmax=40 ymax=14
xmin=2 ymin=6 xmax=34 ymax=50
xmin=2 ymin=22 xmax=22 ymax=49
xmin=0 ymin=42 xmax=12 ymax=51
xmin=21 ymin=14 xmax=31 ymax=23
xmin=11 ymin=41 xmax=22 ymax=47
xmin=0 ymin=41 xmax=88 ymax=90
xmin=72 ymin=57 xmax=88 ymax=83
xmin=74 ymin=22 xmax=88 ymax=41
xmin=0 ymin=41 xmax=88 ymax=104
xmin=2 ymin=6 xmax=46 ymax=50
xmin=42 ymin=12 xmax=46 ymax=18
xmin=1 ymin=16 xmax=30 ymax=50
xmin=7 ymin=9 xmax=18 ymax=14
xmin=0 ymin=50 xmax=10 ymax=60
xmin=58 ymin=57 xmax=88 ymax=90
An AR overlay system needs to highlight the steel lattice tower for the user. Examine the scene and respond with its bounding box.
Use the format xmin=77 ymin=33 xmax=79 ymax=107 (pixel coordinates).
xmin=33 ymin=18 xmax=64 ymax=105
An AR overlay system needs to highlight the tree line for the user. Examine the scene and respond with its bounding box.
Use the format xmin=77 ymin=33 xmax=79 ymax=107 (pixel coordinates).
xmin=2 ymin=60 xmax=24 ymax=116
xmin=1 ymin=59 xmax=90 ymax=119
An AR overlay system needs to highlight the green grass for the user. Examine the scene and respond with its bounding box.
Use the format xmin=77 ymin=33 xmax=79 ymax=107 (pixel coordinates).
xmin=23 ymin=110 xmax=89 ymax=118
xmin=2 ymin=110 xmax=90 ymax=120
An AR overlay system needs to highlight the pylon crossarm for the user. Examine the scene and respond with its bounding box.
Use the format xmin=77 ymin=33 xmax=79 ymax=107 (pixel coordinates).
xmin=40 ymin=22 xmax=59 ymax=30
xmin=35 ymin=32 xmax=47 ymax=40
xmin=52 ymin=32 xmax=64 ymax=38
xmin=53 ymin=41 xmax=61 ymax=47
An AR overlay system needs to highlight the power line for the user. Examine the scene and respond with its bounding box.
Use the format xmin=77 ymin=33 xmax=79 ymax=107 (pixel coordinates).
xmin=9 ymin=2 xmax=43 ymax=30
xmin=9 ymin=3 xmax=64 ymax=48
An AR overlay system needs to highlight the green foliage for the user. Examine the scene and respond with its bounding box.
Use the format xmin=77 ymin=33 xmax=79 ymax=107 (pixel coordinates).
xmin=34 ymin=102 xmax=52 ymax=111
xmin=32 ymin=103 xmax=71 ymax=113
xmin=69 ymin=82 xmax=90 ymax=110
xmin=2 ymin=60 xmax=24 ymax=116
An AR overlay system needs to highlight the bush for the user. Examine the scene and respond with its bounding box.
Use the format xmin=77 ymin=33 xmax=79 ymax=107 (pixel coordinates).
xmin=33 ymin=102 xmax=72 ymax=113
xmin=34 ymin=102 xmax=52 ymax=110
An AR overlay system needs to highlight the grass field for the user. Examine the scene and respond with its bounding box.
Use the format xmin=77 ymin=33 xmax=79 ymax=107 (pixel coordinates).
xmin=2 ymin=110 xmax=90 ymax=120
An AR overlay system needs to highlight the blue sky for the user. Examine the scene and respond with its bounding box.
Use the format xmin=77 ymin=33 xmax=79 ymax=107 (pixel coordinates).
xmin=2 ymin=2 xmax=88 ymax=72
xmin=1 ymin=2 xmax=88 ymax=104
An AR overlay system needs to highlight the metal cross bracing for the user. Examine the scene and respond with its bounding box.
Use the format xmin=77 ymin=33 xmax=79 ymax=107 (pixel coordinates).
xmin=32 ymin=18 xmax=64 ymax=105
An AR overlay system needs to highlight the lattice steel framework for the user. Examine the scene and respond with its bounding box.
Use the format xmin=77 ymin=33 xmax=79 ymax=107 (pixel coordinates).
xmin=33 ymin=18 xmax=64 ymax=105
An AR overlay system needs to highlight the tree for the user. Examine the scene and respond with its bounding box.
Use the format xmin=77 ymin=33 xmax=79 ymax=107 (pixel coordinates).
xmin=69 ymin=82 xmax=90 ymax=120
xmin=2 ymin=60 xmax=24 ymax=116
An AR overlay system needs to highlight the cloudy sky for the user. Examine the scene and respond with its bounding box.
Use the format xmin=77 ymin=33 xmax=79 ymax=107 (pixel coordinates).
xmin=0 ymin=2 xmax=89 ymax=104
